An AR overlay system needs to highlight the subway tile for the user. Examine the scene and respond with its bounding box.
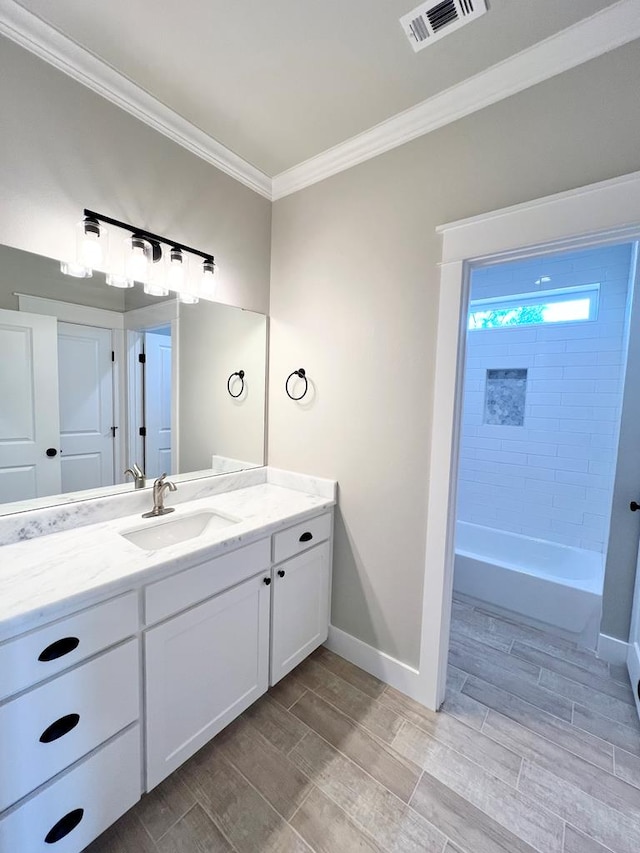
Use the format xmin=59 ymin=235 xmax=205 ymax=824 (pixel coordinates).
xmin=555 ymin=470 xmax=611 ymax=489
xmin=528 ymin=367 xmax=564 ymax=379
xmin=561 ymin=392 xmax=620 ymax=407
xmin=594 ymin=379 xmax=622 ymax=393
xmin=528 ymin=378 xmax=595 ymax=393
xmin=501 ymin=439 xmax=556 ymax=455
xmin=534 ymin=352 xmax=598 ymax=367
xmin=524 ymin=478 xmax=586 ymax=499
xmin=566 ymin=337 xmax=622 ymax=353
xmin=557 ymin=418 xmax=616 ymax=434
xmin=563 ymin=364 xmax=621 ymax=380
xmin=597 ymin=350 xmax=624 ymax=365
xmin=527 ymin=454 xmax=587 ymax=472
xmin=588 ymin=460 xmax=614 ymax=476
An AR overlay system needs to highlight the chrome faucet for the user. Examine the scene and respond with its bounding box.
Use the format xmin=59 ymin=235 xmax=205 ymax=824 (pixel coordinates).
xmin=142 ymin=473 xmax=177 ymax=518
xmin=124 ymin=463 xmax=146 ymax=489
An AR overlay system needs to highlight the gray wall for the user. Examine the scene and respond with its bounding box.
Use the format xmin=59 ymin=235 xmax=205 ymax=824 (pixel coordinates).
xmin=179 ymin=302 xmax=267 ymax=472
xmin=0 ymin=37 xmax=271 ymax=315
xmin=269 ymin=42 xmax=640 ymax=665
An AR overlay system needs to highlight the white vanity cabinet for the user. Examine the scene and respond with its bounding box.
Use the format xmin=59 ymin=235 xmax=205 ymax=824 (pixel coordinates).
xmin=143 ymin=512 xmax=333 ymax=789
xmin=0 ymin=593 xmax=142 ymax=853
xmin=145 ymin=572 xmax=271 ymax=789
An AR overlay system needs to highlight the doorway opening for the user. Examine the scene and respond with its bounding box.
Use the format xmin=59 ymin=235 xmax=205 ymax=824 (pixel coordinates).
xmin=127 ymin=324 xmax=173 ymax=480
xmin=446 ymin=237 xmax=640 ymax=726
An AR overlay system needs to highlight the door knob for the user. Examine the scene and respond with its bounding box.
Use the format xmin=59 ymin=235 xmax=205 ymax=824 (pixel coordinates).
xmin=46 ymin=448 xmax=58 ymax=457
xmin=630 ymin=501 xmax=640 ymax=512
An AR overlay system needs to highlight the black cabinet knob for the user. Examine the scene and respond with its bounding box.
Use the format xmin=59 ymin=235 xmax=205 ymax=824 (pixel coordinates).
xmin=46 ymin=448 xmax=58 ymax=458
xmin=630 ymin=501 xmax=640 ymax=512
xmin=44 ymin=809 xmax=84 ymax=843
xmin=278 ymin=570 xmax=285 ymax=578
xmin=40 ymin=714 xmax=80 ymax=744
xmin=263 ymin=577 xmax=271 ymax=586
xmin=38 ymin=637 xmax=80 ymax=662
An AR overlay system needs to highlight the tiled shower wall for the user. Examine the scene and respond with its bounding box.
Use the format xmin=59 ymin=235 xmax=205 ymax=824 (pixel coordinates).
xmin=457 ymin=243 xmax=633 ymax=552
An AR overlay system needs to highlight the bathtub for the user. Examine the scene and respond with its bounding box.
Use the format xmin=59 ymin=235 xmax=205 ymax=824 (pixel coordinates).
xmin=453 ymin=521 xmax=605 ymax=647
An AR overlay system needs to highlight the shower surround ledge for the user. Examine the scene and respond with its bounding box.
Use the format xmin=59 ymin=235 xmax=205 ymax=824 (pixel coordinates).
xmin=0 ymin=467 xmax=336 ymax=642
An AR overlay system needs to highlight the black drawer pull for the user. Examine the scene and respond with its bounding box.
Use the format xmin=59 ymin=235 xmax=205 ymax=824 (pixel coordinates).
xmin=38 ymin=637 xmax=80 ymax=662
xmin=299 ymin=532 xmax=313 ymax=543
xmin=45 ymin=808 xmax=84 ymax=843
xmin=40 ymin=714 xmax=80 ymax=744
xmin=278 ymin=570 xmax=286 ymax=578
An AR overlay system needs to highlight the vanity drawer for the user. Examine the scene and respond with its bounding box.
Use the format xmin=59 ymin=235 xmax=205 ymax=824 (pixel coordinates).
xmin=0 ymin=639 xmax=139 ymax=812
xmin=0 ymin=723 xmax=141 ymax=853
xmin=0 ymin=591 xmax=138 ymax=701
xmin=145 ymin=538 xmax=271 ymax=625
xmin=272 ymin=512 xmax=332 ymax=564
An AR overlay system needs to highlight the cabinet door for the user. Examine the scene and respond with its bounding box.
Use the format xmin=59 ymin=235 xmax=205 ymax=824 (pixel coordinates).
xmin=145 ymin=573 xmax=270 ymax=790
xmin=271 ymin=541 xmax=331 ymax=685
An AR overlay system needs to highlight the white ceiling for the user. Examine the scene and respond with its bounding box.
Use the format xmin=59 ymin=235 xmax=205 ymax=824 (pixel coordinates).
xmin=14 ymin=0 xmax=620 ymax=176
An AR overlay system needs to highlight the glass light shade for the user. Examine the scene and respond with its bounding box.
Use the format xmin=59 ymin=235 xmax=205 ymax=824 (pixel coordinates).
xmin=125 ymin=235 xmax=153 ymax=283
xmin=60 ymin=261 xmax=92 ymax=278
xmin=106 ymin=273 xmax=134 ymax=289
xmin=201 ymin=257 xmax=216 ymax=286
xmin=166 ymin=248 xmax=186 ymax=292
xmin=76 ymin=217 xmax=107 ymax=269
xmin=144 ymin=282 xmax=169 ymax=297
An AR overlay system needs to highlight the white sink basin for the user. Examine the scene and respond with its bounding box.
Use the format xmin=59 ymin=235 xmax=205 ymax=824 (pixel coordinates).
xmin=121 ymin=510 xmax=239 ymax=551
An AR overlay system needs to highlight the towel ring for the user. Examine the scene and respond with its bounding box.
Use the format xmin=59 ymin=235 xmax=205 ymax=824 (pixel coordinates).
xmin=227 ymin=370 xmax=245 ymax=398
xmin=285 ymin=368 xmax=308 ymax=401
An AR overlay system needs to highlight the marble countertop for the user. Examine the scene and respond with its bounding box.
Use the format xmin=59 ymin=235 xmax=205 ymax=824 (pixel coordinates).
xmin=0 ymin=481 xmax=335 ymax=642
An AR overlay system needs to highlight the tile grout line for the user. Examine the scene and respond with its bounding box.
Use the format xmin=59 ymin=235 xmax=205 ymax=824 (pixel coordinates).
xmin=174 ymin=775 xmax=243 ymax=853
xmin=150 ymin=799 xmax=198 ymax=845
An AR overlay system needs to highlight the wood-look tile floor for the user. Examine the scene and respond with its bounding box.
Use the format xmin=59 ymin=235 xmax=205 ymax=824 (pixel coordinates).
xmin=86 ymin=598 xmax=640 ymax=853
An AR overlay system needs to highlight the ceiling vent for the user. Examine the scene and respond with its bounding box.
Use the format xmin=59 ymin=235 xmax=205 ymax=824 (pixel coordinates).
xmin=400 ymin=0 xmax=488 ymax=52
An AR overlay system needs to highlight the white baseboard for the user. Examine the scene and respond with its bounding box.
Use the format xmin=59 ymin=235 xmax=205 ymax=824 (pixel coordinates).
xmin=597 ymin=632 xmax=629 ymax=665
xmin=325 ymin=625 xmax=421 ymax=700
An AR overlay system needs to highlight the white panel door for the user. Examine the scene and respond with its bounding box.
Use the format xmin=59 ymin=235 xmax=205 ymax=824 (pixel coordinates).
xmin=144 ymin=331 xmax=172 ymax=478
xmin=0 ymin=308 xmax=61 ymax=502
xmin=145 ymin=573 xmax=270 ymax=790
xmin=270 ymin=541 xmax=331 ymax=685
xmin=58 ymin=323 xmax=115 ymax=494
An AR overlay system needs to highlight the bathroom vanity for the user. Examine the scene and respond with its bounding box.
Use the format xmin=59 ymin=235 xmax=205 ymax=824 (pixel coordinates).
xmin=0 ymin=468 xmax=335 ymax=852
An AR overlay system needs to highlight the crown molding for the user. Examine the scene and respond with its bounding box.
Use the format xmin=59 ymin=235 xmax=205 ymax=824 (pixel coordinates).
xmin=2 ymin=0 xmax=639 ymax=203
xmin=0 ymin=0 xmax=272 ymax=199
xmin=272 ymin=0 xmax=640 ymax=200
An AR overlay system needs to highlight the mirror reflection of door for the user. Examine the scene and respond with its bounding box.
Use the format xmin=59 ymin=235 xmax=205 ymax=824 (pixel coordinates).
xmin=142 ymin=327 xmax=172 ymax=479
xmin=57 ymin=322 xmax=115 ymax=493
xmin=0 ymin=308 xmax=61 ymax=502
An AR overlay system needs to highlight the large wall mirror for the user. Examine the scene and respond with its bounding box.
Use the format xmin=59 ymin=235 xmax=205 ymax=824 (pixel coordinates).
xmin=0 ymin=243 xmax=267 ymax=516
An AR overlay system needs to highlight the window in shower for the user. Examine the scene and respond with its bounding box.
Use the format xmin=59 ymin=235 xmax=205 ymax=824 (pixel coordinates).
xmin=484 ymin=368 xmax=528 ymax=426
xmin=468 ymin=283 xmax=599 ymax=330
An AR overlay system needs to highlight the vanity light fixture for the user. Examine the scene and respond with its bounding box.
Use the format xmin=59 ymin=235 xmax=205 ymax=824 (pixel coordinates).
xmin=61 ymin=209 xmax=216 ymax=302
xmin=77 ymin=215 xmax=107 ymax=268
xmin=60 ymin=261 xmax=92 ymax=278
xmin=166 ymin=247 xmax=186 ymax=291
